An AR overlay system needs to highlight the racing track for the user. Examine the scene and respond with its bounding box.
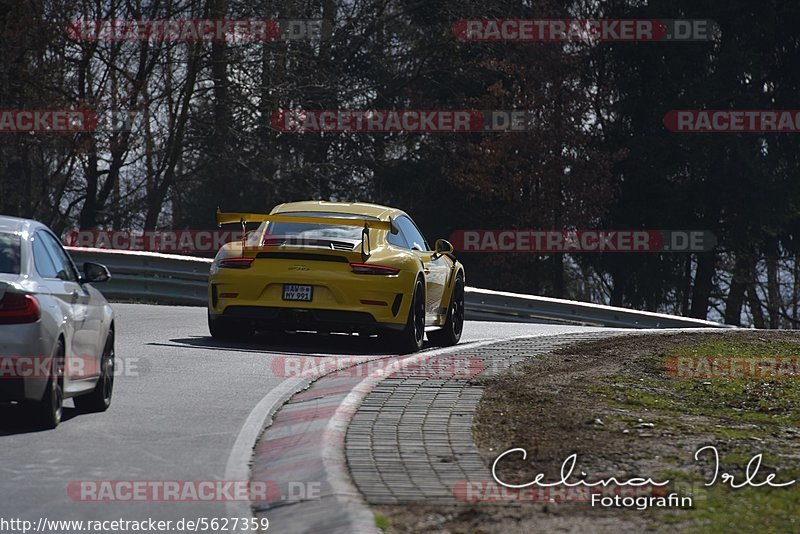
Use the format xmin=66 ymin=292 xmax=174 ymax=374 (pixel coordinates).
xmin=0 ymin=303 xmax=613 ymax=528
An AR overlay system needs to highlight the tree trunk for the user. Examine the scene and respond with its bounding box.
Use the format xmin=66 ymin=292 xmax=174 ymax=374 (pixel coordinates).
xmin=764 ymin=237 xmax=781 ymax=328
xmin=689 ymin=252 xmax=715 ymax=319
xmin=747 ymin=261 xmax=766 ymax=329
xmin=680 ymin=256 xmax=692 ymax=316
xmin=724 ymin=253 xmax=751 ymax=326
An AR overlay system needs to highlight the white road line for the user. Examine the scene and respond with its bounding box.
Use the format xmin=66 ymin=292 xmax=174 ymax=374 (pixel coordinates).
xmin=224 ymin=376 xmax=308 ymax=519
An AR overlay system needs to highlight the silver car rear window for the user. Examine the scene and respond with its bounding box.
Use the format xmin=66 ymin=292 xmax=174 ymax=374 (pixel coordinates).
xmin=0 ymin=232 xmax=21 ymax=274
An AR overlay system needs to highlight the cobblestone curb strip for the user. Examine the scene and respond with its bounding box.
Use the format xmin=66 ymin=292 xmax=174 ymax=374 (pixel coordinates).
xmin=344 ymin=331 xmax=639 ymax=505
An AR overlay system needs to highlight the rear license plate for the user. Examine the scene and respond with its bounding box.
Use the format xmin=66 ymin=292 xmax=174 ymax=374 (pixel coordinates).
xmin=283 ymin=284 xmax=313 ymax=301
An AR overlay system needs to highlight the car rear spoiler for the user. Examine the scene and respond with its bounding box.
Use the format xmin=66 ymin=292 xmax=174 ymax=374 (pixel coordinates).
xmin=216 ymin=209 xmax=396 ymax=261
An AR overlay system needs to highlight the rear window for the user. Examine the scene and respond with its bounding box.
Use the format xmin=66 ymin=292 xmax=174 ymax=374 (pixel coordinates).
xmin=0 ymin=232 xmax=21 ymax=274
xmin=260 ymin=211 xmax=379 ymax=242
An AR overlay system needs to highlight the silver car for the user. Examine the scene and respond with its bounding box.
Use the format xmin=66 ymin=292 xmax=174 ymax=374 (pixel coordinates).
xmin=0 ymin=215 xmax=114 ymax=428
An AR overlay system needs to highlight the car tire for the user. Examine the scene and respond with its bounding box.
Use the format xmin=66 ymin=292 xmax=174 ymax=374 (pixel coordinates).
xmin=30 ymin=338 xmax=64 ymax=429
xmin=385 ymin=278 xmax=425 ymax=354
xmin=74 ymin=330 xmax=115 ymax=413
xmin=428 ymin=275 xmax=464 ymax=347
xmin=208 ymin=311 xmax=253 ymax=340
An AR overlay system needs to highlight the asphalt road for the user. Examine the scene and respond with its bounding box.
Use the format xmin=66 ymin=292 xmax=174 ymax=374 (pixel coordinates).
xmin=0 ymin=303 xmax=611 ymax=529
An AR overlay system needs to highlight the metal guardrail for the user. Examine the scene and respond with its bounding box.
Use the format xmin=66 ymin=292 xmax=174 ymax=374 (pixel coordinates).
xmin=67 ymin=247 xmax=731 ymax=329
xmin=68 ymin=247 xmax=210 ymax=306
xmin=464 ymin=287 xmax=731 ymax=329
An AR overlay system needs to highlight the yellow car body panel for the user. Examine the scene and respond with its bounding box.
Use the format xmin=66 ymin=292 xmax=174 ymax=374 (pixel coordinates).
xmin=208 ymin=201 xmax=464 ymax=335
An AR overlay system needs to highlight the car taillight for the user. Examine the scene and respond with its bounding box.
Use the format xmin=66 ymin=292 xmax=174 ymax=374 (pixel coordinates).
xmin=350 ymin=263 xmax=400 ymax=275
xmin=219 ymin=258 xmax=255 ymax=269
xmin=0 ymin=293 xmax=41 ymax=324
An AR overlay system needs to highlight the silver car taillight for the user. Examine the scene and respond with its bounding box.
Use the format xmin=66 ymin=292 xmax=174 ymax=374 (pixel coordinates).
xmin=0 ymin=293 xmax=41 ymax=324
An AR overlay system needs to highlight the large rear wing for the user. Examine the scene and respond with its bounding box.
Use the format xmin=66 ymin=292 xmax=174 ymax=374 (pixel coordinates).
xmin=215 ymin=209 xmax=395 ymax=261
xmin=215 ymin=210 xmax=393 ymax=231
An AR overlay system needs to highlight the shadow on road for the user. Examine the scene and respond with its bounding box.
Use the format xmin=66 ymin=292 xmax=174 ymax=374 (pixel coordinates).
xmin=153 ymin=330 xmax=426 ymax=356
xmin=0 ymin=402 xmax=79 ymax=435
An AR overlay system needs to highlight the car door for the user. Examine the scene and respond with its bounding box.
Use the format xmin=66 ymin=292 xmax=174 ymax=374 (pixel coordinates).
xmin=31 ymin=230 xmax=79 ymax=366
xmin=37 ymin=231 xmax=97 ymax=380
xmin=394 ymin=216 xmax=449 ymax=324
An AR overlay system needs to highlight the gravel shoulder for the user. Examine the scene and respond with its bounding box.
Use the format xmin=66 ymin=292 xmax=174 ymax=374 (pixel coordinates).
xmin=375 ymin=330 xmax=800 ymax=533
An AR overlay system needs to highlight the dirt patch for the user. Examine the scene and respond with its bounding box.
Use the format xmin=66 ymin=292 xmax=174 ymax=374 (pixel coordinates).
xmin=374 ymin=330 xmax=800 ymax=533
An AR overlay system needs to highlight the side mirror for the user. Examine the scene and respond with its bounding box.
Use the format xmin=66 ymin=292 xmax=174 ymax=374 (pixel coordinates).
xmin=434 ymin=239 xmax=454 ymax=255
xmin=82 ymin=262 xmax=111 ymax=283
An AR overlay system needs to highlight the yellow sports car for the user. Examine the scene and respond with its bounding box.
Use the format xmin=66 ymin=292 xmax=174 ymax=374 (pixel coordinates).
xmin=208 ymin=201 xmax=465 ymax=353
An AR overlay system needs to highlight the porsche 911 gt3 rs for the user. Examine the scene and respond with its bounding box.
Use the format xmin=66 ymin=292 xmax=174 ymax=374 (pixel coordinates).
xmin=207 ymin=201 xmax=465 ymax=353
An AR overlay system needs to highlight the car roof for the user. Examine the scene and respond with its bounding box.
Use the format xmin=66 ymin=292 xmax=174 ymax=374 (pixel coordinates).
xmin=0 ymin=214 xmax=40 ymax=235
xmin=271 ymin=201 xmax=408 ymax=221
